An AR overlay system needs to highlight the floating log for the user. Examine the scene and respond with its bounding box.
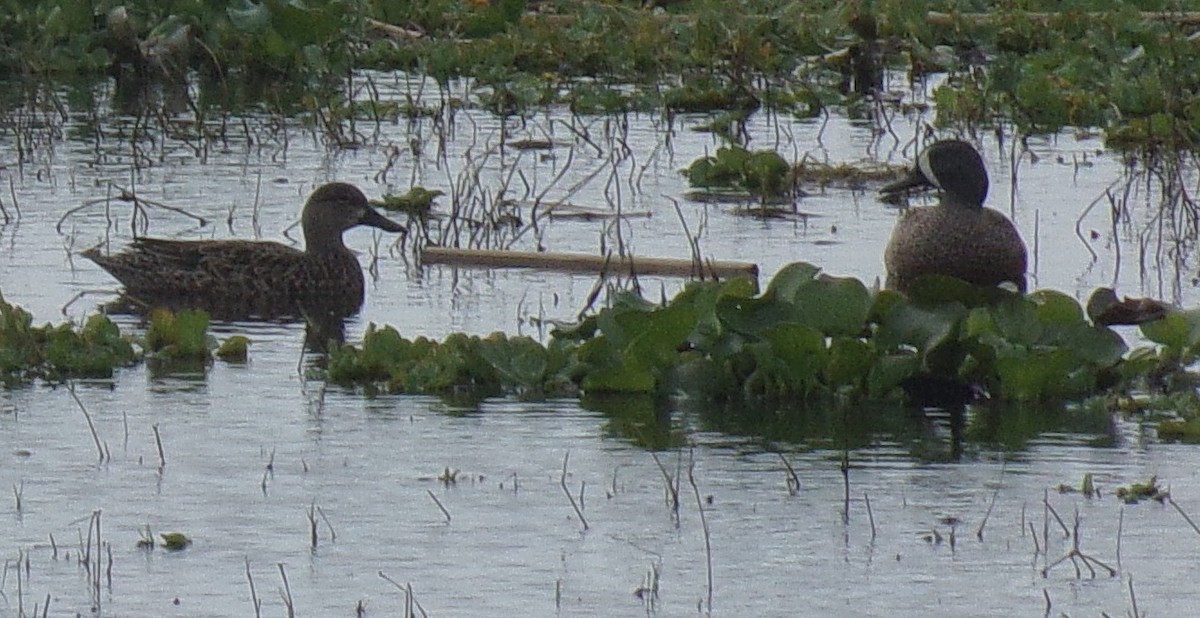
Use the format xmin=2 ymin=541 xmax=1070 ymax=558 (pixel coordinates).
xmin=422 ymin=247 xmax=758 ymax=279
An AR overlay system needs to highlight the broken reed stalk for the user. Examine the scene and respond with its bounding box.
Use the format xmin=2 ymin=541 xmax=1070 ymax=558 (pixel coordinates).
xmin=67 ymin=382 xmax=106 ymax=463
xmin=245 ymin=558 xmax=262 ymax=618
xmin=244 ymin=559 xmax=261 ymax=614
xmin=1040 ymin=507 xmax=1117 ymax=579
xmin=1167 ymin=496 xmax=1200 ymax=536
xmin=559 ymin=452 xmax=588 ymax=531
xmin=378 ymin=572 xmax=428 ymax=618
xmin=650 ymin=451 xmax=681 ymax=525
xmin=277 ymin=563 xmax=295 ymax=618
xmin=1128 ymin=574 xmax=1140 ymax=618
xmin=316 ymin=506 xmax=336 ymax=542
xmin=840 ymin=450 xmax=850 ymax=524
xmin=864 ymin=492 xmax=876 ymax=541
xmin=261 ymin=448 xmax=275 ymax=494
xmin=976 ymin=487 xmax=1000 ymax=540
xmin=1116 ymin=506 xmax=1124 ymax=572
xmin=16 ymin=549 xmax=23 ymax=618
xmin=687 ymin=452 xmax=713 ymax=617
xmin=1043 ymin=489 xmax=1069 ymax=537
xmin=426 ymin=490 xmax=451 ymax=524
xmin=152 ymin=423 xmax=165 ymax=469
xmin=86 ymin=510 xmax=102 ymax=610
xmin=667 ymin=195 xmax=705 ymax=275
xmin=5 ymin=177 xmax=15 ymax=221
xmin=307 ymin=503 xmax=318 ymax=548
xmin=777 ymin=453 xmax=800 ymax=496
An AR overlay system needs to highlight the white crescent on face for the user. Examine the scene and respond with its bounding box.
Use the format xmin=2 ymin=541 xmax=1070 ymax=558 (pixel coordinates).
xmin=917 ymin=147 xmax=941 ymax=191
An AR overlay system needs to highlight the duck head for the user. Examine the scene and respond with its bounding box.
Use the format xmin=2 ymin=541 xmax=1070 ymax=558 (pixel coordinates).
xmin=880 ymin=140 xmax=989 ymax=207
xmin=302 ymin=182 xmax=406 ymax=249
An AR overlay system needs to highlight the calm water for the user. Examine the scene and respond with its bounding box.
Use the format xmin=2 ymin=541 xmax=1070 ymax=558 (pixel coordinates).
xmin=0 ymin=74 xmax=1198 ymax=616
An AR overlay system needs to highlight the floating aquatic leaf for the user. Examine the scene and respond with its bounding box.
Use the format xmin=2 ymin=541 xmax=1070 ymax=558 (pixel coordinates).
xmin=216 ymin=336 xmax=251 ymax=363
xmin=160 ymin=532 xmax=192 ymax=551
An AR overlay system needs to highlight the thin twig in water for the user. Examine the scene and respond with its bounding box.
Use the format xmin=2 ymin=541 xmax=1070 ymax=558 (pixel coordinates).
xmin=559 ymin=452 xmax=588 ymax=531
xmin=277 ymin=563 xmax=295 ymax=618
xmin=864 ymin=492 xmax=876 ymax=541
xmin=1128 ymin=574 xmax=1140 ymax=618
xmin=1041 ymin=507 xmax=1117 ymax=579
xmin=840 ymin=450 xmax=850 ymax=524
xmin=379 ymin=572 xmax=428 ymax=618
xmin=1167 ymin=495 xmax=1200 ymax=536
xmin=152 ymin=423 xmax=166 ymax=469
xmin=650 ymin=451 xmax=681 ymax=525
xmin=1116 ymin=506 xmax=1124 ymax=572
xmin=1043 ymin=490 xmax=1070 ymax=537
xmin=977 ymin=487 xmax=1000 ymax=540
xmin=245 ymin=558 xmax=262 ymax=618
xmin=316 ymin=506 xmax=337 ymax=542
xmin=307 ymin=502 xmax=318 ymax=548
xmin=67 ymin=382 xmax=105 ymax=463
xmin=687 ymin=450 xmax=713 ymax=616
xmin=777 ymin=453 xmax=800 ymax=496
xmin=427 ymin=490 xmax=451 ymax=524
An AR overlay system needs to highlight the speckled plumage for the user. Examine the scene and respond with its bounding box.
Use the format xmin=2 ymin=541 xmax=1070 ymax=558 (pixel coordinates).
xmin=83 ymin=182 xmax=406 ymax=319
xmin=881 ymin=140 xmax=1027 ymax=293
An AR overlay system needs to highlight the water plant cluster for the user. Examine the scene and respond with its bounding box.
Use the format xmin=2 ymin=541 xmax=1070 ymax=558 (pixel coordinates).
xmin=0 ymin=296 xmax=242 ymax=385
xmin=323 ymin=263 xmax=1200 ymax=411
xmin=0 ymin=293 xmax=136 ymax=384
xmin=685 ymin=146 xmax=794 ymax=200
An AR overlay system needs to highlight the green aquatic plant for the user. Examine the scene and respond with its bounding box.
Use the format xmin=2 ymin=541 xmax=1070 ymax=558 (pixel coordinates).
xmin=321 ymin=262 xmax=1188 ymax=406
xmin=42 ymin=314 xmax=139 ymax=380
xmin=1115 ymin=476 xmax=1169 ymax=504
xmin=0 ymin=292 xmax=137 ymax=385
xmin=325 ymin=325 xmax=577 ymax=400
xmin=377 ymin=187 xmax=445 ymax=219
xmin=216 ymin=335 xmax=251 ymax=363
xmin=143 ymin=308 xmax=214 ymax=362
xmin=686 ymin=146 xmax=793 ymax=200
xmin=159 ymin=531 xmax=192 ymax=550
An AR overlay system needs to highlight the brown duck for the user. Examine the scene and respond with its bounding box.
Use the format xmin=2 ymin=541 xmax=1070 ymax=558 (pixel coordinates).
xmin=83 ymin=182 xmax=406 ymax=320
xmin=880 ymin=140 xmax=1027 ymax=293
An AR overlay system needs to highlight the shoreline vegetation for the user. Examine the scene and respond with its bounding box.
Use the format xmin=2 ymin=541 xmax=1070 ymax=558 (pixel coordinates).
xmin=1 ymin=1 xmax=1199 ymax=148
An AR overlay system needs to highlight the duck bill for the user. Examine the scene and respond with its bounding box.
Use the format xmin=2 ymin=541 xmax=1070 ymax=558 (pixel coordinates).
xmin=880 ymin=166 xmax=934 ymax=195
xmin=360 ymin=205 xmax=406 ymax=234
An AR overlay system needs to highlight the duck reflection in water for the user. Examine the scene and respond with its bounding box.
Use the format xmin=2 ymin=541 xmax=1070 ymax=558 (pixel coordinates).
xmin=83 ymin=182 xmax=406 ymax=350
